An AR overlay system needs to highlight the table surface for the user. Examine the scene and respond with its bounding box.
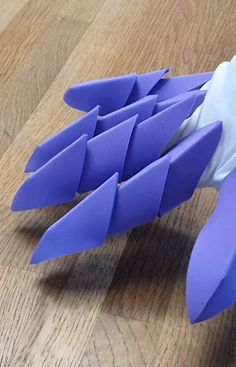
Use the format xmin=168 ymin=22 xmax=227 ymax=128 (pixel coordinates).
xmin=0 ymin=0 xmax=236 ymax=366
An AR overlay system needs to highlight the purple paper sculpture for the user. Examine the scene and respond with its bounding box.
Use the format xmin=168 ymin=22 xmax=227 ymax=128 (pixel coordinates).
xmin=13 ymin=61 xmax=236 ymax=324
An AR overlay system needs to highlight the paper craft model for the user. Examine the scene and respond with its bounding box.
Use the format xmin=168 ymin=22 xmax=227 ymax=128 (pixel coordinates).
xmin=12 ymin=55 xmax=236 ymax=324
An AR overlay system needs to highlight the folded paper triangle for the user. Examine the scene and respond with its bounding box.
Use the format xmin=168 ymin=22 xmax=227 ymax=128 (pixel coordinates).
xmin=126 ymin=68 xmax=170 ymax=104
xmin=78 ymin=115 xmax=137 ymax=192
xmin=159 ymin=121 xmax=223 ymax=215
xmin=96 ymin=95 xmax=157 ymax=135
xmin=64 ymin=73 xmax=136 ymax=115
xmin=25 ymin=106 xmax=99 ymax=172
xmin=108 ymin=155 xmax=170 ymax=236
xmin=123 ymin=95 xmax=196 ymax=179
xmin=12 ymin=135 xmax=87 ymax=211
xmin=150 ymin=72 xmax=213 ymax=101
xmin=31 ymin=173 xmax=118 ymax=263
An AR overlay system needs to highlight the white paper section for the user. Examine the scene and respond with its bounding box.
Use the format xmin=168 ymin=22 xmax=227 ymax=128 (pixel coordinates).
xmin=171 ymin=56 xmax=236 ymax=190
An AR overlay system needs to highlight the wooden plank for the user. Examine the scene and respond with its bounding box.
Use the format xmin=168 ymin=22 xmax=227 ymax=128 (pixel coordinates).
xmin=0 ymin=0 xmax=235 ymax=365
xmin=81 ymin=310 xmax=236 ymax=367
xmin=0 ymin=0 xmax=29 ymax=33
xmin=81 ymin=312 xmax=160 ymax=367
xmin=0 ymin=234 xmax=127 ymax=365
xmin=0 ymin=16 xmax=88 ymax=158
xmin=0 ymin=0 xmax=105 ymax=158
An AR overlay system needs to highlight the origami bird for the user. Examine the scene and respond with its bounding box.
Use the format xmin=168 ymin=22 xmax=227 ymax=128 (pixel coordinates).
xmin=11 ymin=56 xmax=236 ymax=324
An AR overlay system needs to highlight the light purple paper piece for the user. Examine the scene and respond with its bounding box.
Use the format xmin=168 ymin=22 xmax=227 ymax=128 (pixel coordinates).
xmin=187 ymin=167 xmax=236 ymax=323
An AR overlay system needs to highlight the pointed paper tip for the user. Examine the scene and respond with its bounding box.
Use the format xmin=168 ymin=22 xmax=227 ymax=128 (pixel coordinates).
xmin=31 ymin=172 xmax=119 ymax=264
xmin=63 ymin=74 xmax=136 ymax=115
xmin=12 ymin=135 xmax=88 ymax=211
xmin=25 ymin=106 xmax=100 ymax=173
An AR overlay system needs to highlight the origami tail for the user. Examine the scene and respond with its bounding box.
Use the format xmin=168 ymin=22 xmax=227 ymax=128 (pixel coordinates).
xmin=187 ymin=167 xmax=236 ymax=323
xmin=12 ymin=95 xmax=199 ymax=211
xmin=31 ymin=121 xmax=222 ymax=264
xmin=63 ymin=69 xmax=212 ymax=115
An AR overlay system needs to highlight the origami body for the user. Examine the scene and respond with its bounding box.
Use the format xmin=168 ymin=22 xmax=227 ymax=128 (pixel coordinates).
xmin=12 ymin=56 xmax=236 ymax=324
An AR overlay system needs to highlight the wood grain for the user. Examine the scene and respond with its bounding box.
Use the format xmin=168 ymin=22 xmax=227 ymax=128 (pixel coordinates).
xmin=0 ymin=0 xmax=236 ymax=366
xmin=0 ymin=0 xmax=29 ymax=33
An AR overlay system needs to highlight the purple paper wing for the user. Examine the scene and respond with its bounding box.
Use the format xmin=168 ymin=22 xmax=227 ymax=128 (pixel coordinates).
xmin=187 ymin=168 xmax=236 ymax=323
xmin=64 ymin=74 xmax=136 ymax=115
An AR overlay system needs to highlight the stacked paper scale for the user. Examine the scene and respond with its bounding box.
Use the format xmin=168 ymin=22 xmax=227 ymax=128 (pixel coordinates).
xmin=12 ymin=56 xmax=236 ymax=323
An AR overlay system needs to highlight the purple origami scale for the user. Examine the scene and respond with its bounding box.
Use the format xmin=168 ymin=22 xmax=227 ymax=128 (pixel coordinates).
xmin=26 ymin=89 xmax=206 ymax=173
xmin=187 ymin=168 xmax=236 ymax=323
xmin=13 ymin=95 xmax=201 ymax=211
xmin=63 ymin=69 xmax=212 ymax=115
xmin=31 ymin=121 xmax=222 ymax=264
xmin=63 ymin=69 xmax=169 ymax=115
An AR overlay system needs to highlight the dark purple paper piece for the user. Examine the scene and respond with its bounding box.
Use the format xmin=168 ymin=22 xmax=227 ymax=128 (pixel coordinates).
xmin=187 ymin=168 xmax=236 ymax=323
xmin=159 ymin=121 xmax=223 ymax=216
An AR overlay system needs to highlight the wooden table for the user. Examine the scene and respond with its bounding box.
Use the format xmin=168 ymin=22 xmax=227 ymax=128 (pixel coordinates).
xmin=0 ymin=0 xmax=235 ymax=365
